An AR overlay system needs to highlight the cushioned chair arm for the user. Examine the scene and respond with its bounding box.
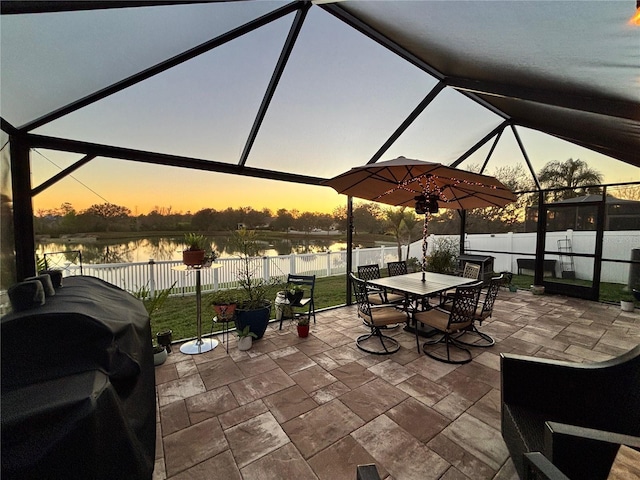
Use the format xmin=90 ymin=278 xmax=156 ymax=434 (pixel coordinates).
xmin=523 ymin=453 xmax=570 ymax=480
xmin=543 ymin=421 xmax=640 ymax=480
xmin=500 ymin=347 xmax=640 ymax=415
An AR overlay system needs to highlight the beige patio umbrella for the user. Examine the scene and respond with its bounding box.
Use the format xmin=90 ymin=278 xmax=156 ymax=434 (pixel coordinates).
xmin=323 ymin=156 xmax=517 ymax=281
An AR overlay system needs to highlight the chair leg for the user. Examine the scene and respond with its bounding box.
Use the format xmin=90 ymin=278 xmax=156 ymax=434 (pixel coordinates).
xmin=421 ymin=332 xmax=472 ymax=364
xmin=454 ymin=323 xmax=495 ymax=347
xmin=357 ymin=326 xmax=400 ymax=355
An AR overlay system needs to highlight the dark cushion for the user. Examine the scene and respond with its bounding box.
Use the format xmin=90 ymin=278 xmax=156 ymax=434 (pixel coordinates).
xmin=7 ymin=280 xmax=45 ymax=312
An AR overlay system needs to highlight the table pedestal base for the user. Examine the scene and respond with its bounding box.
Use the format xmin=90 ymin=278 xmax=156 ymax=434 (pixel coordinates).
xmin=180 ymin=338 xmax=218 ymax=355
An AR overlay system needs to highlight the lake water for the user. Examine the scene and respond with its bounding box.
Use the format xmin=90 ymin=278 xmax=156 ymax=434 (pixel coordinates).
xmin=35 ymin=235 xmax=360 ymax=265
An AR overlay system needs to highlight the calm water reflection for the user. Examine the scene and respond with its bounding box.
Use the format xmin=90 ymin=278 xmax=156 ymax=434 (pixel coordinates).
xmin=36 ymin=236 xmax=355 ymax=264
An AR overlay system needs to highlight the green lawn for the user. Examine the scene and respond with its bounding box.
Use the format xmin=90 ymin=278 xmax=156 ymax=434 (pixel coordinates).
xmin=149 ymin=272 xmax=635 ymax=342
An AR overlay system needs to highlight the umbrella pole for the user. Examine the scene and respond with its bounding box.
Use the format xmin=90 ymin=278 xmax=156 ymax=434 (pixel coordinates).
xmin=422 ymin=213 xmax=429 ymax=282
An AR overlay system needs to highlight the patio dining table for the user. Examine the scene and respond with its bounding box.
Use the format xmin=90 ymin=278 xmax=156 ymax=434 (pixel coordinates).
xmin=367 ymin=271 xmax=477 ymax=336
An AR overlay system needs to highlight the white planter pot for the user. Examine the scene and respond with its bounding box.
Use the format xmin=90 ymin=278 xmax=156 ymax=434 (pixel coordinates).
xmin=238 ymin=336 xmax=252 ymax=351
xmin=153 ymin=348 xmax=168 ymax=366
xmin=530 ymin=285 xmax=545 ymax=295
xmin=621 ymin=300 xmax=635 ymax=312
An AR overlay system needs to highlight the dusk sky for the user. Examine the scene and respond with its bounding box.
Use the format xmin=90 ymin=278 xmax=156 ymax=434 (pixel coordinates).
xmin=2 ymin=2 xmax=638 ymax=215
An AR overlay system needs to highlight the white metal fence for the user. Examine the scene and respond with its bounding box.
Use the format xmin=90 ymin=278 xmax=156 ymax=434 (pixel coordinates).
xmin=55 ymin=230 xmax=638 ymax=297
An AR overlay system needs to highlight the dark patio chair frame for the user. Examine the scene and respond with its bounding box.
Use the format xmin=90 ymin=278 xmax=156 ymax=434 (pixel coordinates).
xmin=413 ymin=281 xmax=483 ymax=364
xmin=279 ymin=273 xmax=316 ymax=330
xmin=350 ymin=273 xmax=409 ymax=355
xmin=452 ymin=273 xmax=503 ymax=347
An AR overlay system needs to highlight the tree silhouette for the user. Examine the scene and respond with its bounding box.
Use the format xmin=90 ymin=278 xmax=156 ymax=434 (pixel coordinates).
xmin=538 ymin=158 xmax=603 ymax=200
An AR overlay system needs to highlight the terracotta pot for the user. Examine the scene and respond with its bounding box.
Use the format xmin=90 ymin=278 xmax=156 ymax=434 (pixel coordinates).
xmin=183 ymin=249 xmax=205 ymax=266
xmin=297 ymin=324 xmax=310 ymax=338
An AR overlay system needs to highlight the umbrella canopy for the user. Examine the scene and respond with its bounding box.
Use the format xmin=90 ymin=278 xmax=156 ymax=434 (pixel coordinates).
xmin=323 ymin=156 xmax=517 ymax=210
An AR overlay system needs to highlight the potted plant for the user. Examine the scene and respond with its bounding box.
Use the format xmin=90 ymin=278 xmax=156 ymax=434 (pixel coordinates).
xmin=620 ymin=294 xmax=635 ymax=312
xmin=237 ymin=325 xmax=257 ymax=351
xmin=209 ymin=288 xmax=239 ymax=322
xmin=296 ymin=315 xmax=310 ymax=338
xmin=286 ymin=284 xmax=304 ymax=304
xmin=182 ymin=233 xmax=209 ymax=266
xmin=133 ymin=282 xmax=176 ymax=366
xmin=228 ymin=229 xmax=279 ymax=339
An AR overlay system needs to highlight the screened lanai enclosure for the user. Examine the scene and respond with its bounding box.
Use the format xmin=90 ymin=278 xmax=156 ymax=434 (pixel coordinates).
xmin=1 ymin=0 xmax=639 ymax=300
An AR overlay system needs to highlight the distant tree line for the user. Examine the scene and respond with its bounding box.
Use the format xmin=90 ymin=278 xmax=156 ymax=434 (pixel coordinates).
xmin=34 ymin=158 xmax=612 ymax=239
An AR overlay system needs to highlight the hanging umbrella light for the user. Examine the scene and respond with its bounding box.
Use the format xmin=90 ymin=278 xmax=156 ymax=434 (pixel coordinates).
xmin=324 ymin=156 xmax=517 ymax=281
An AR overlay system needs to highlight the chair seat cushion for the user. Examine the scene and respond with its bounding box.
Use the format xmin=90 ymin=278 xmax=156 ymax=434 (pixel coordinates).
xmin=414 ymin=309 xmax=471 ymax=332
xmin=368 ymin=306 xmax=408 ymax=327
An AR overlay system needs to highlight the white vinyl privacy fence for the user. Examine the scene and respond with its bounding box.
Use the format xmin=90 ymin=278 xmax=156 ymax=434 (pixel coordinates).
xmin=55 ymin=230 xmax=637 ymax=297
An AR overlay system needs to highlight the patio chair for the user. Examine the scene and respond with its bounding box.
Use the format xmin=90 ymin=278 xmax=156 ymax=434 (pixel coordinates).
xmin=413 ymin=281 xmax=483 ymax=364
xmin=387 ymin=260 xmax=408 ymax=277
xmin=350 ymin=273 xmax=409 ymax=355
xmin=357 ymin=264 xmax=404 ymax=305
xmin=441 ymin=274 xmax=503 ymax=347
xmin=281 ymin=274 xmax=316 ymax=329
xmin=440 ymin=261 xmax=481 ymax=302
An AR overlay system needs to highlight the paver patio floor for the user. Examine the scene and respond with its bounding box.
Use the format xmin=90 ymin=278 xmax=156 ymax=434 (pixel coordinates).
xmin=153 ymin=290 xmax=640 ymax=479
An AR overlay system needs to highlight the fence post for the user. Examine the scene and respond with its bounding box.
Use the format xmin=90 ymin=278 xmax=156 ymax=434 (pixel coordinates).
xmin=290 ymin=253 xmax=296 ymax=275
xmin=326 ymin=251 xmax=331 ymax=276
xmin=508 ymin=232 xmax=514 ymax=273
xmin=380 ymin=245 xmax=385 ymax=267
xmin=213 ymin=265 xmax=219 ymax=291
xmin=148 ymin=259 xmax=156 ymax=297
xmin=263 ymin=256 xmax=270 ymax=281
xmin=355 ymin=247 xmax=360 ymax=269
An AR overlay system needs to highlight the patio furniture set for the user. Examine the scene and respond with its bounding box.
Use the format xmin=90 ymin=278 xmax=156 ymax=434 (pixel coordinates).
xmin=352 ymin=261 xmax=502 ymax=364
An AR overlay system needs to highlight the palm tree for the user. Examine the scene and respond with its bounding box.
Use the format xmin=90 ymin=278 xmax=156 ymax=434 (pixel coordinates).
xmin=538 ymin=158 xmax=603 ymax=200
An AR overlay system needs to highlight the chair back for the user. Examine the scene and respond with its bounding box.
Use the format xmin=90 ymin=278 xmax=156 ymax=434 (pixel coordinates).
xmin=449 ymin=281 xmax=483 ymax=327
xmin=462 ymin=262 xmax=481 ymax=280
xmin=357 ymin=264 xmax=381 ymax=282
xmin=287 ymin=274 xmax=315 ymax=294
xmin=350 ymin=273 xmax=372 ymax=323
xmin=387 ymin=261 xmax=408 ymax=277
xmin=477 ymin=274 xmax=502 ymax=319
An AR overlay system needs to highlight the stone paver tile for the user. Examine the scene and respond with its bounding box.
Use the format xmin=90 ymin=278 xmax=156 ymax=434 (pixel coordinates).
xmin=308 ymin=434 xmax=388 ymax=480
xmin=236 ymin=354 xmax=279 ymax=377
xmin=331 ymin=361 xmax=376 ymax=389
xmin=396 ymin=373 xmax=450 ymax=407
xmin=282 ymin=399 xmax=365 ymax=459
xmin=441 ymin=412 xmax=509 ymax=471
xmin=225 ymin=412 xmax=289 ymax=469
xmin=198 ymin=356 xmax=245 ymax=390
xmin=438 ymin=369 xmax=493 ymax=402
xmin=428 ymin=433 xmax=495 ymax=480
xmin=434 ymin=392 xmax=474 ymax=421
xmin=295 ymin=338 xmax=333 ymax=356
xmin=240 ymin=442 xmax=318 ymax=480
xmin=157 ymin=374 xmax=206 ymax=407
xmin=311 ymin=330 xmax=354 ymax=347
xmin=312 ymin=352 xmax=342 ymax=370
xmin=168 ymin=450 xmax=241 ymax=480
xmin=160 ymin=399 xmax=190 ymax=437
xmin=565 ymin=345 xmax=612 ymax=362
xmin=324 ymin=343 xmax=368 ymax=365
xmin=268 ymin=346 xmax=299 ymax=359
xmin=406 ymin=355 xmax=458 ymax=381
xmin=456 ymin=361 xmax=501 ymax=390
xmin=472 ymin=351 xmax=501 ymax=371
xmin=352 ymin=415 xmax=449 ymax=480
xmin=386 ymin=397 xmax=450 ymax=442
xmin=467 ymin=388 xmax=502 ymax=431
xmin=228 ymin=367 xmax=295 ymax=405
xmin=310 ymin=380 xmax=351 ymax=404
xmin=440 ymin=466 xmax=473 ymax=479
xmin=340 ymin=378 xmax=409 ymax=422
xmin=185 ymin=385 xmax=239 ymax=424
xmin=175 ymin=360 xmax=199 ymax=378
xmin=290 ymin=364 xmax=338 ymax=394
xmin=218 ymin=399 xmax=269 ymax=430
xmin=154 ymin=364 xmax=178 ymax=385
xmin=163 ymin=417 xmax=228 ymax=477
xmin=264 ymin=384 xmax=318 ymax=423
xmin=273 ymin=350 xmax=317 ymax=374
xmin=367 ymin=358 xmax=416 ymax=385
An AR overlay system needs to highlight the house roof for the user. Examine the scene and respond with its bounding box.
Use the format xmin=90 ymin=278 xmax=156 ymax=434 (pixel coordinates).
xmin=1 ymin=0 xmax=638 ymax=185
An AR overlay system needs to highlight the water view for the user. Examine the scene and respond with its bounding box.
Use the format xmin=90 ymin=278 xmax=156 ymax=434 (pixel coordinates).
xmin=35 ymin=235 xmax=383 ymax=265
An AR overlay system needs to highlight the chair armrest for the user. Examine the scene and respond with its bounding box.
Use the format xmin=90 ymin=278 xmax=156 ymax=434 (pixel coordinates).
xmin=543 ymin=421 xmax=640 ymax=480
xmin=523 ymin=453 xmax=570 ymax=480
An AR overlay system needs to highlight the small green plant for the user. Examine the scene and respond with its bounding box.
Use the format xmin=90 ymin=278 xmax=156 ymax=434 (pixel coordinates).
xmin=425 ymin=237 xmax=459 ymax=274
xmin=236 ymin=325 xmax=258 ymax=339
xmin=296 ymin=315 xmax=310 ymax=326
xmin=183 ymin=233 xmax=209 ymax=251
xmin=209 ymin=288 xmax=239 ymax=306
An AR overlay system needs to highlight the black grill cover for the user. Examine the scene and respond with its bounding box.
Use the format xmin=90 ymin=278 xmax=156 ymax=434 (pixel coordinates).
xmin=1 ymin=276 xmax=155 ymax=480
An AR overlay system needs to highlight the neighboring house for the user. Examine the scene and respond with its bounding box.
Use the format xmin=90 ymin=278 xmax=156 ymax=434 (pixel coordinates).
xmin=525 ymin=195 xmax=640 ymax=232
